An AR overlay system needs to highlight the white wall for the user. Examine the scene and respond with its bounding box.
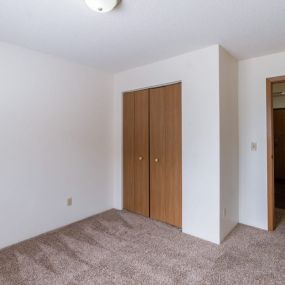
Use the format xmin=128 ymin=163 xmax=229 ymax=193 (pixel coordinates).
xmin=219 ymin=47 xmax=239 ymax=241
xmin=239 ymin=51 xmax=285 ymax=229
xmin=3 ymin=40 xmax=272 ymax=248
xmin=0 ymin=43 xmax=114 ymax=249
xmin=114 ymin=46 xmax=221 ymax=244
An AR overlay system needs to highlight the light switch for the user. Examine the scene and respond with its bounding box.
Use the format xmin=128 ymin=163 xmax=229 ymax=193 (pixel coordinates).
xmin=251 ymin=142 xmax=257 ymax=151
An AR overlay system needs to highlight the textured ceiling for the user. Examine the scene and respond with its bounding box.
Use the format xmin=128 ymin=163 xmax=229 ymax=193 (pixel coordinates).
xmin=0 ymin=0 xmax=285 ymax=72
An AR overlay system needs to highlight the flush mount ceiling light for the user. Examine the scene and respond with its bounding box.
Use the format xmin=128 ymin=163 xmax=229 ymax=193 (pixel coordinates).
xmin=85 ymin=0 xmax=121 ymax=13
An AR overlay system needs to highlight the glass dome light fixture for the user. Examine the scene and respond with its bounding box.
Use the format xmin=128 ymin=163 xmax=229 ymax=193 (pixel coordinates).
xmin=85 ymin=0 xmax=121 ymax=13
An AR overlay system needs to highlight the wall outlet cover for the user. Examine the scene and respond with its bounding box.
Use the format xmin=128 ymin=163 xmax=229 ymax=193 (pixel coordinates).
xmin=251 ymin=142 xmax=257 ymax=151
xmin=67 ymin=198 xmax=72 ymax=206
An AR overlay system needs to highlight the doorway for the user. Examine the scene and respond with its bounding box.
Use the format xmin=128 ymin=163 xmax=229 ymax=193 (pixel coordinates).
xmin=267 ymin=76 xmax=285 ymax=231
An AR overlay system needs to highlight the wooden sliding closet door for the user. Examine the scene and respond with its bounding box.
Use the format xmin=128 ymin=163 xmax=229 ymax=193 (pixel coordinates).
xmin=123 ymin=90 xmax=149 ymax=217
xmin=134 ymin=90 xmax=149 ymax=216
xmin=150 ymin=83 xmax=182 ymax=227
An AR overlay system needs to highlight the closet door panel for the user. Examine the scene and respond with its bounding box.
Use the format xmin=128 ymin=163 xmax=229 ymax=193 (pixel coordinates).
xmin=149 ymin=87 xmax=165 ymax=222
xmin=134 ymin=90 xmax=150 ymax=216
xmin=150 ymin=83 xmax=182 ymax=227
xmin=123 ymin=92 xmax=135 ymax=212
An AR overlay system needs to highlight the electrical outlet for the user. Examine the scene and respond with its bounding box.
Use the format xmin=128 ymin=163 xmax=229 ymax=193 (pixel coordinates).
xmin=223 ymin=208 xmax=227 ymax=217
xmin=251 ymin=142 xmax=257 ymax=151
xmin=67 ymin=197 xmax=72 ymax=207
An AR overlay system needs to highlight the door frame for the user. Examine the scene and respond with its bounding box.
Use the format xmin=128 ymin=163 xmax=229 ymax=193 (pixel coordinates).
xmin=266 ymin=75 xmax=285 ymax=231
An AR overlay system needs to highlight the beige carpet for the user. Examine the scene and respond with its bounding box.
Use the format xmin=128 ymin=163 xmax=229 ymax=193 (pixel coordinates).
xmin=0 ymin=209 xmax=284 ymax=285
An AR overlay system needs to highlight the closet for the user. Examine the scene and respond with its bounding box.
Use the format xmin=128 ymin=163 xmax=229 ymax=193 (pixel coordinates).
xmin=123 ymin=83 xmax=182 ymax=228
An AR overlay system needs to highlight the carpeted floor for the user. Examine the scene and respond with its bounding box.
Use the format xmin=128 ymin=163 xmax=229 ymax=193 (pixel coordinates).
xmin=0 ymin=209 xmax=285 ymax=285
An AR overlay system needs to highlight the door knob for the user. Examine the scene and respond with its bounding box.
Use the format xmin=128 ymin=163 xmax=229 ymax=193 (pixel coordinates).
xmin=139 ymin=156 xmax=144 ymax=161
xmin=154 ymin=158 xmax=159 ymax=163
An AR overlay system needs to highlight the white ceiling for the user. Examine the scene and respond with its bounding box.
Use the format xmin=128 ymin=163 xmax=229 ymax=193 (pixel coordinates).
xmin=0 ymin=0 xmax=285 ymax=72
